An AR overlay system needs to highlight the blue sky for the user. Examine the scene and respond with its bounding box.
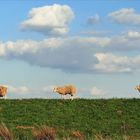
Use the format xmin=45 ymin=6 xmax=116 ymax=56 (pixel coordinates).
xmin=0 ymin=0 xmax=140 ymax=99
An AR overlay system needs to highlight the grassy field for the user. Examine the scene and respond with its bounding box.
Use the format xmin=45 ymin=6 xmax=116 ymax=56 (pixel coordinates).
xmin=0 ymin=98 xmax=140 ymax=139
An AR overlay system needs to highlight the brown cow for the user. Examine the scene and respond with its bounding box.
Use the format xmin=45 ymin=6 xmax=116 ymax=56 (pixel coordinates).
xmin=53 ymin=85 xmax=77 ymax=100
xmin=0 ymin=86 xmax=7 ymax=98
xmin=135 ymin=85 xmax=140 ymax=93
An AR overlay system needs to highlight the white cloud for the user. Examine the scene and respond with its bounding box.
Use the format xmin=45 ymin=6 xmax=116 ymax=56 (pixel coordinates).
xmin=0 ymin=36 xmax=110 ymax=73
xmin=87 ymin=14 xmax=100 ymax=25
xmin=76 ymin=36 xmax=110 ymax=47
xmin=7 ymin=85 xmax=30 ymax=94
xmin=94 ymin=53 xmax=140 ymax=73
xmin=1 ymin=30 xmax=140 ymax=74
xmin=108 ymin=8 xmax=140 ymax=25
xmin=81 ymin=30 xmax=111 ymax=36
xmin=126 ymin=31 xmax=140 ymax=39
xmin=104 ymin=31 xmax=140 ymax=52
xmin=21 ymin=4 xmax=74 ymax=36
xmin=90 ymin=87 xmax=106 ymax=96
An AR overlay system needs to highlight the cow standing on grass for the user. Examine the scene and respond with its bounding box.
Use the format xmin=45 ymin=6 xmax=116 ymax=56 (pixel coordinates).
xmin=135 ymin=85 xmax=140 ymax=93
xmin=53 ymin=85 xmax=77 ymax=100
xmin=0 ymin=86 xmax=7 ymax=99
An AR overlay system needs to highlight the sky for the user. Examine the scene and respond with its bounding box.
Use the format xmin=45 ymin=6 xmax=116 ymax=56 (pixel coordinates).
xmin=0 ymin=0 xmax=140 ymax=99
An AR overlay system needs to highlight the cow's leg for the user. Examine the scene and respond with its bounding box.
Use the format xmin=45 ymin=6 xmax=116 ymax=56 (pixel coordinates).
xmin=4 ymin=95 xmax=7 ymax=99
xmin=70 ymin=94 xmax=74 ymax=100
xmin=64 ymin=95 xmax=67 ymax=99
xmin=61 ymin=94 xmax=65 ymax=99
xmin=0 ymin=94 xmax=3 ymax=99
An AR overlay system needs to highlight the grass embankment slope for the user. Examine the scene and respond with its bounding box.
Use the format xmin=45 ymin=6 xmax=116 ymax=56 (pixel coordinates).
xmin=0 ymin=99 xmax=140 ymax=139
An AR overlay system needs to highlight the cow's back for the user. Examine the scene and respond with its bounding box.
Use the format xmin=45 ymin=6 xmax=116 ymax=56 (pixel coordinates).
xmin=66 ymin=85 xmax=76 ymax=94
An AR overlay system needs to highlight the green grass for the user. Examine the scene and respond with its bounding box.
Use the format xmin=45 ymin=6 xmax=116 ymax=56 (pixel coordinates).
xmin=0 ymin=98 xmax=140 ymax=139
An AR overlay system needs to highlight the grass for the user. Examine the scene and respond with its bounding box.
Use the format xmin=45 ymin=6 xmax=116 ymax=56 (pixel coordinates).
xmin=32 ymin=125 xmax=56 ymax=140
xmin=0 ymin=98 xmax=140 ymax=139
xmin=0 ymin=122 xmax=13 ymax=140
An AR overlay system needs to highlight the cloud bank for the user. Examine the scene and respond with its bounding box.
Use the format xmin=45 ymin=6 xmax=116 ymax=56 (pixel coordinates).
xmin=0 ymin=32 xmax=140 ymax=73
xmin=1 ymin=6 xmax=140 ymax=74
xmin=0 ymin=37 xmax=109 ymax=73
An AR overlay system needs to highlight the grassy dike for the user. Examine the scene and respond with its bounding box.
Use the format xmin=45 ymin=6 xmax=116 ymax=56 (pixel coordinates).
xmin=0 ymin=99 xmax=140 ymax=139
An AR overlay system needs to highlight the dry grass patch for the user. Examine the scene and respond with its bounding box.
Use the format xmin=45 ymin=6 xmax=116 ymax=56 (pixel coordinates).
xmin=16 ymin=125 xmax=34 ymax=130
xmin=0 ymin=123 xmax=13 ymax=140
xmin=70 ymin=130 xmax=85 ymax=140
xmin=32 ymin=125 xmax=56 ymax=140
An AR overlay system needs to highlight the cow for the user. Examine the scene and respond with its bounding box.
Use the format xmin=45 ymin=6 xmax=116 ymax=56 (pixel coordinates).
xmin=53 ymin=85 xmax=77 ymax=100
xmin=0 ymin=86 xmax=8 ymax=99
xmin=135 ymin=85 xmax=140 ymax=93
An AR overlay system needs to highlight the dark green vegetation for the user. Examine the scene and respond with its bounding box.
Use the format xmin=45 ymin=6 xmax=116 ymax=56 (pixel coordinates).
xmin=0 ymin=99 xmax=140 ymax=139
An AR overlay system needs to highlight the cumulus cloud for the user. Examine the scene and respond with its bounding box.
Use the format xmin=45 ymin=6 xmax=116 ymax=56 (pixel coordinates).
xmin=0 ymin=37 xmax=110 ymax=73
xmin=108 ymin=31 xmax=140 ymax=52
xmin=81 ymin=30 xmax=110 ymax=36
xmin=90 ymin=87 xmax=106 ymax=96
xmin=108 ymin=8 xmax=140 ymax=25
xmin=7 ymin=85 xmax=30 ymax=94
xmin=74 ymin=86 xmax=107 ymax=98
xmin=1 ymin=29 xmax=140 ymax=74
xmin=21 ymin=4 xmax=74 ymax=36
xmin=94 ymin=53 xmax=140 ymax=73
xmin=87 ymin=14 xmax=100 ymax=25
xmin=125 ymin=31 xmax=140 ymax=39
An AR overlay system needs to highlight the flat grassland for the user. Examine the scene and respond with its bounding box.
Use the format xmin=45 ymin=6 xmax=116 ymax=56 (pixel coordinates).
xmin=0 ymin=99 xmax=140 ymax=139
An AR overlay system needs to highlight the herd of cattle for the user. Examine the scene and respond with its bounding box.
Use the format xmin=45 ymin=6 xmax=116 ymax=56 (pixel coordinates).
xmin=0 ymin=84 xmax=140 ymax=99
xmin=0 ymin=85 xmax=77 ymax=99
